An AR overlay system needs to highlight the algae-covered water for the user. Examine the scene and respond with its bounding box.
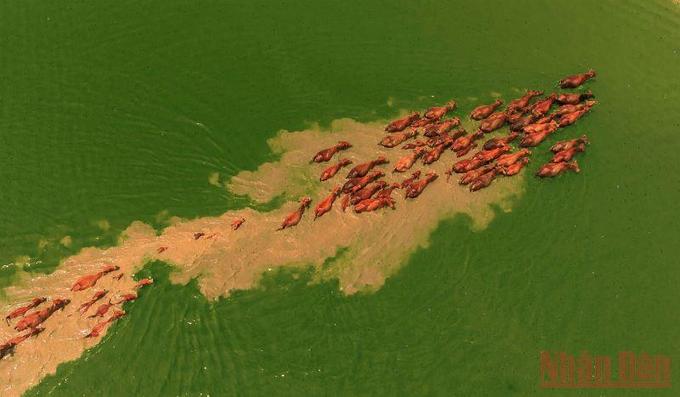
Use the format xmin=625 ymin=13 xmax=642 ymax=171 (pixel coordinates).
xmin=1 ymin=0 xmax=679 ymax=395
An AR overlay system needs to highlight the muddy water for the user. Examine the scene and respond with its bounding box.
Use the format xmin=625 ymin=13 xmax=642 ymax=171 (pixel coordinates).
xmin=2 ymin=116 xmax=524 ymax=396
xmin=0 ymin=0 xmax=678 ymax=396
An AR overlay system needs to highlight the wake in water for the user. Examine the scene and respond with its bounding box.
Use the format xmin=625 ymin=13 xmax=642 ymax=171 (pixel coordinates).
xmin=0 ymin=70 xmax=597 ymax=396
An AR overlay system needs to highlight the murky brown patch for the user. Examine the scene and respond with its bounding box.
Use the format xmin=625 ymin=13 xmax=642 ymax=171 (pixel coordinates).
xmin=1 ymin=116 xmax=524 ymax=396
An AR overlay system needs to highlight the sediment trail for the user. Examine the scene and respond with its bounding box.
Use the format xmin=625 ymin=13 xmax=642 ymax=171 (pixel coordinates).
xmin=1 ymin=117 xmax=524 ymax=396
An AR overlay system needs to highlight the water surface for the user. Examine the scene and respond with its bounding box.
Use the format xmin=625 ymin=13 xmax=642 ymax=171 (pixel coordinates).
xmin=0 ymin=0 xmax=678 ymax=395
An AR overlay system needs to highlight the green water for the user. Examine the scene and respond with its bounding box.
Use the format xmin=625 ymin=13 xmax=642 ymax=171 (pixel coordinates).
xmin=1 ymin=0 xmax=679 ymax=395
